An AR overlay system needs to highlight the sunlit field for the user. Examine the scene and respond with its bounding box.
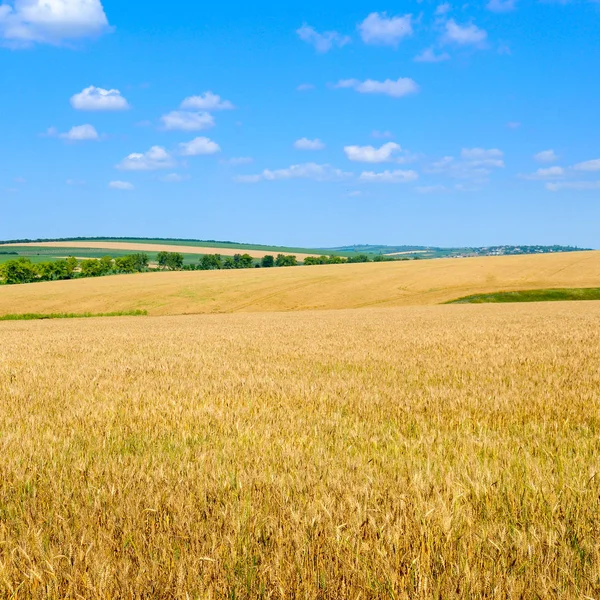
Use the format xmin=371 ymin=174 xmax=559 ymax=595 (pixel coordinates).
xmin=0 ymin=250 xmax=599 ymax=317
xmin=1 ymin=302 xmax=600 ymax=598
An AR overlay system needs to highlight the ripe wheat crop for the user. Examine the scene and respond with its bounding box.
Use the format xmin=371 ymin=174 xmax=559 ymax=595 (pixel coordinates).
xmin=0 ymin=250 xmax=599 ymax=317
xmin=1 ymin=302 xmax=600 ymax=598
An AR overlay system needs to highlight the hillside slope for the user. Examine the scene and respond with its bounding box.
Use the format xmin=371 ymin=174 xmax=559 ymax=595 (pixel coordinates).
xmin=0 ymin=251 xmax=599 ymax=316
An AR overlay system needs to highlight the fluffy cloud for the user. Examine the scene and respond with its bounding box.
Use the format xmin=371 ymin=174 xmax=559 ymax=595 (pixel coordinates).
xmin=160 ymin=111 xmax=214 ymax=131
xmin=534 ymin=149 xmax=558 ymax=163
xmin=487 ymin=0 xmax=516 ymax=12
xmin=296 ymin=24 xmax=350 ymax=53
xmin=414 ymin=47 xmax=450 ymax=63
xmin=359 ymin=169 xmax=418 ymax=183
xmin=0 ymin=0 xmax=110 ymax=45
xmin=521 ymin=166 xmax=565 ymax=180
xmin=358 ymin=12 xmax=412 ymax=46
xmin=573 ymin=158 xmax=600 ymax=172
xmin=297 ymin=83 xmax=315 ymax=92
xmin=109 ymin=181 xmax=134 ymax=190
xmin=371 ymin=130 xmax=394 ymax=139
xmin=335 ymin=77 xmax=419 ymax=98
xmin=344 ymin=142 xmax=402 ymax=163
xmin=116 ymin=146 xmax=174 ymax=171
xmin=460 ymin=148 xmax=504 ymax=167
xmin=70 ymin=86 xmax=129 ymax=111
xmin=59 ymin=124 xmax=99 ymax=141
xmin=443 ymin=20 xmax=487 ymax=46
xmin=546 ymin=181 xmax=600 ymax=192
xmin=236 ymin=163 xmax=351 ymax=183
xmin=180 ymin=92 xmax=234 ymax=111
xmin=294 ymin=138 xmax=325 ymax=151
xmin=427 ymin=148 xmax=504 ymax=180
xmin=178 ymin=136 xmax=221 ymax=156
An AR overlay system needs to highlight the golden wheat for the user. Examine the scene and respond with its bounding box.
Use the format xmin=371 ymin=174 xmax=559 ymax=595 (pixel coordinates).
xmin=1 ymin=301 xmax=599 ymax=598
xmin=0 ymin=250 xmax=599 ymax=317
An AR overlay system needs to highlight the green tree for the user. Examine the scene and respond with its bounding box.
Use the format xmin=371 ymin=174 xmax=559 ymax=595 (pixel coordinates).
xmin=261 ymin=255 xmax=275 ymax=268
xmin=222 ymin=257 xmax=235 ymax=269
xmin=0 ymin=258 xmax=39 ymax=284
xmin=275 ymin=254 xmax=297 ymax=267
xmin=166 ymin=252 xmax=184 ymax=270
xmin=200 ymin=254 xmax=222 ymax=270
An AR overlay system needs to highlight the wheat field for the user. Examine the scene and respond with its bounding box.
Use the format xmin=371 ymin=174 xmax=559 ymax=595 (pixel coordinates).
xmin=0 ymin=250 xmax=599 ymax=317
xmin=1 ymin=302 xmax=600 ymax=598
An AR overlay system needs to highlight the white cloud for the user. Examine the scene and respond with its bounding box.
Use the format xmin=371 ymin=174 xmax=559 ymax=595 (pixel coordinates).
xmin=294 ymin=138 xmax=325 ymax=151
xmin=521 ymin=166 xmax=565 ymax=180
xmin=297 ymin=83 xmax=315 ymax=91
xmin=58 ymin=124 xmax=100 ymax=141
xmin=109 ymin=181 xmax=134 ymax=190
xmin=180 ymin=92 xmax=234 ymax=111
xmin=534 ymin=149 xmax=558 ymax=163
xmin=335 ymin=77 xmax=419 ymax=98
xmin=546 ymin=181 xmax=600 ymax=192
xmin=435 ymin=3 xmax=451 ymax=16
xmin=426 ymin=149 xmax=504 ymax=181
xmin=0 ymin=0 xmax=110 ymax=45
xmin=443 ymin=19 xmax=487 ymax=46
xmin=71 ymin=86 xmax=129 ymax=111
xmin=66 ymin=178 xmax=85 ymax=186
xmin=573 ymin=158 xmax=600 ymax=172
xmin=359 ymin=169 xmax=418 ymax=183
xmin=414 ymin=47 xmax=451 ymax=63
xmin=344 ymin=142 xmax=403 ymax=163
xmin=178 ymin=136 xmax=221 ymax=156
xmin=359 ymin=12 xmax=412 ymax=46
xmin=116 ymin=146 xmax=174 ymax=171
xmin=460 ymin=148 xmax=504 ymax=167
xmin=236 ymin=163 xmax=351 ymax=183
xmin=487 ymin=0 xmax=516 ymax=12
xmin=160 ymin=111 xmax=214 ymax=132
xmin=296 ymin=24 xmax=350 ymax=53
xmin=160 ymin=173 xmax=189 ymax=183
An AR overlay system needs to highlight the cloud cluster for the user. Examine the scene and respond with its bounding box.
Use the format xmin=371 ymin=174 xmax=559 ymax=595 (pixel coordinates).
xmin=443 ymin=19 xmax=488 ymax=46
xmin=71 ymin=86 xmax=129 ymax=111
xmin=117 ymin=146 xmax=174 ymax=171
xmin=109 ymin=181 xmax=134 ymax=190
xmin=296 ymin=24 xmax=350 ymax=53
xmin=178 ymin=137 xmax=221 ymax=156
xmin=160 ymin=111 xmax=214 ymax=131
xmin=359 ymin=169 xmax=418 ymax=183
xmin=180 ymin=92 xmax=234 ymax=111
xmin=294 ymin=138 xmax=325 ymax=151
xmin=48 ymin=124 xmax=100 ymax=141
xmin=336 ymin=77 xmax=419 ymax=98
xmin=427 ymin=148 xmax=505 ymax=181
xmin=344 ymin=142 xmax=403 ymax=163
xmin=236 ymin=163 xmax=351 ymax=183
xmin=0 ymin=0 xmax=110 ymax=45
xmin=359 ymin=12 xmax=412 ymax=46
xmin=534 ymin=150 xmax=558 ymax=163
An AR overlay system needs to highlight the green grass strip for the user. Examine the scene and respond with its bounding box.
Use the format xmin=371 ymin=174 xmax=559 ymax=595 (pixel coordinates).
xmin=0 ymin=310 xmax=147 ymax=321
xmin=447 ymin=288 xmax=600 ymax=304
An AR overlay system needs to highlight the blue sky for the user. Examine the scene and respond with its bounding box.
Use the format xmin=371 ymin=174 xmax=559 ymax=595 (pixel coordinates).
xmin=1 ymin=0 xmax=599 ymax=248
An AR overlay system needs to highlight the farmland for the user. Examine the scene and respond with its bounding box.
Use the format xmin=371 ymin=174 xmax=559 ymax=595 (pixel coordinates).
xmin=0 ymin=250 xmax=599 ymax=317
xmin=1 ymin=302 xmax=600 ymax=598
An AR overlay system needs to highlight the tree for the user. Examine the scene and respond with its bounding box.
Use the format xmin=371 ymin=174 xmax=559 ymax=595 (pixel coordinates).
xmin=222 ymin=257 xmax=235 ymax=269
xmin=261 ymin=255 xmax=275 ymax=268
xmin=236 ymin=254 xmax=254 ymax=269
xmin=199 ymin=254 xmax=222 ymax=270
xmin=157 ymin=251 xmax=170 ymax=269
xmin=275 ymin=254 xmax=297 ymax=267
xmin=0 ymin=258 xmax=39 ymax=284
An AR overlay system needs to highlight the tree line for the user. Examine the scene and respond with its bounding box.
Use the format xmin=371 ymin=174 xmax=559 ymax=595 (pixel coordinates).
xmin=1 ymin=249 xmax=410 ymax=285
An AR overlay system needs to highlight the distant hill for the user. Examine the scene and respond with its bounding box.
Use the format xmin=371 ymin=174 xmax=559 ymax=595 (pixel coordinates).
xmin=0 ymin=237 xmax=592 ymax=259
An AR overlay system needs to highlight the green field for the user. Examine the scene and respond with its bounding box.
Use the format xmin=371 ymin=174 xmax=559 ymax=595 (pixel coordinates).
xmin=448 ymin=288 xmax=600 ymax=304
xmin=0 ymin=310 xmax=148 ymax=321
